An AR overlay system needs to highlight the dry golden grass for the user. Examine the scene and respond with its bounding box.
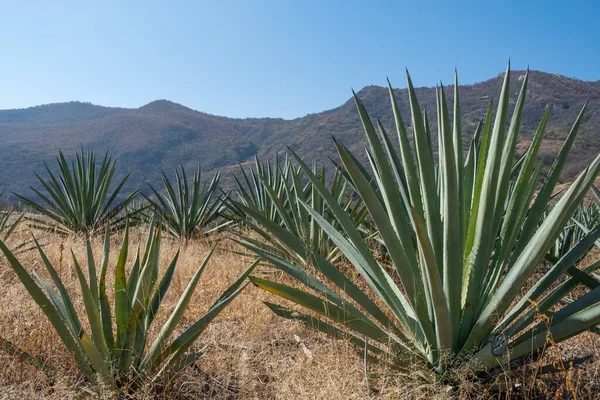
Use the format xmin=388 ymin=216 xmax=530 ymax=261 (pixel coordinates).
xmin=0 ymin=228 xmax=599 ymax=399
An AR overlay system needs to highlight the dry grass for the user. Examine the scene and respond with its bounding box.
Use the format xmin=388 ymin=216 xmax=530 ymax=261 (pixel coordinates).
xmin=0 ymin=228 xmax=599 ymax=399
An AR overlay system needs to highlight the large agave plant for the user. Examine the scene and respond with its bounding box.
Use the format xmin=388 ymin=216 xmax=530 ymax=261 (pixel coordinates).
xmin=16 ymin=149 xmax=139 ymax=235
xmin=0 ymin=224 xmax=256 ymax=392
xmin=228 ymin=155 xmax=368 ymax=264
xmin=144 ymin=165 xmax=227 ymax=241
xmin=239 ymin=66 xmax=600 ymax=377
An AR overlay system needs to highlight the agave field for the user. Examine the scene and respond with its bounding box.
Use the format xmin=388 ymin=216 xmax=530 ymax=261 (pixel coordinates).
xmin=0 ymin=65 xmax=600 ymax=399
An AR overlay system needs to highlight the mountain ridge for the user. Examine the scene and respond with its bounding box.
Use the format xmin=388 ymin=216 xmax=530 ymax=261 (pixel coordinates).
xmin=0 ymin=70 xmax=598 ymax=200
xmin=2 ymin=69 xmax=598 ymax=122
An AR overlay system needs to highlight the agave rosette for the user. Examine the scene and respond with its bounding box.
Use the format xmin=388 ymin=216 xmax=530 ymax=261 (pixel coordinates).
xmin=228 ymin=154 xmax=369 ymax=264
xmin=0 ymin=224 xmax=257 ymax=392
xmin=238 ymin=65 xmax=600 ymax=375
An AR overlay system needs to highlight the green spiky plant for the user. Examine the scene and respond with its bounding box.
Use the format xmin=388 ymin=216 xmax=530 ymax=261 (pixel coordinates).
xmin=0 ymin=189 xmax=33 ymax=252
xmin=227 ymin=154 xmax=369 ymax=264
xmin=237 ymin=66 xmax=600 ymax=378
xmin=546 ymin=186 xmax=600 ymax=262
xmin=229 ymin=155 xmax=291 ymax=226
xmin=16 ymin=149 xmax=139 ymax=236
xmin=144 ymin=165 xmax=228 ymax=241
xmin=547 ymin=204 xmax=600 ymax=263
xmin=124 ymin=197 xmax=153 ymax=228
xmin=573 ymin=185 xmax=600 ymax=235
xmin=0 ymin=224 xmax=257 ymax=393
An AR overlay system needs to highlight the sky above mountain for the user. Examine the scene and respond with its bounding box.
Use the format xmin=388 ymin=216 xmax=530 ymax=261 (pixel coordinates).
xmin=1 ymin=0 xmax=598 ymax=119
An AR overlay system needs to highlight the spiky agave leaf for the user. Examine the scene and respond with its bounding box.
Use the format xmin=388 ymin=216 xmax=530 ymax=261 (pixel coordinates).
xmin=0 ymin=189 xmax=36 ymax=253
xmin=238 ymin=66 xmax=600 ymax=376
xmin=144 ymin=165 xmax=228 ymax=241
xmin=0 ymin=224 xmax=257 ymax=393
xmin=226 ymin=155 xmax=369 ymax=264
xmin=15 ymin=149 xmax=139 ymax=235
xmin=546 ymin=200 xmax=600 ymax=262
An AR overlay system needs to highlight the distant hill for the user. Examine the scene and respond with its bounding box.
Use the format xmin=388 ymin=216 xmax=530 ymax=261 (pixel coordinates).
xmin=0 ymin=70 xmax=599 ymax=202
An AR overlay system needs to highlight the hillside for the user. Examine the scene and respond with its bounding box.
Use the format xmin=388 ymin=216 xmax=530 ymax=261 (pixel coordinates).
xmin=0 ymin=70 xmax=599 ymax=200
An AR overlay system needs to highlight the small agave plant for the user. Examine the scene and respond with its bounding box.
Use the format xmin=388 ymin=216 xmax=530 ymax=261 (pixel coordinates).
xmin=16 ymin=149 xmax=140 ymax=236
xmin=227 ymin=155 xmax=368 ymax=264
xmin=239 ymin=65 xmax=600 ymax=379
xmin=144 ymin=165 xmax=228 ymax=241
xmin=0 ymin=224 xmax=256 ymax=393
xmin=545 ymin=186 xmax=599 ymax=263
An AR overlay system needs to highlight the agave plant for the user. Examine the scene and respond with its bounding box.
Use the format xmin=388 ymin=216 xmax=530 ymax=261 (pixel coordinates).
xmin=547 ymin=199 xmax=600 ymax=262
xmin=16 ymin=149 xmax=139 ymax=235
xmin=230 ymin=155 xmax=290 ymax=225
xmin=0 ymin=189 xmax=41 ymax=254
xmin=0 ymin=224 xmax=257 ymax=392
xmin=124 ymin=198 xmax=153 ymax=228
xmin=237 ymin=66 xmax=600 ymax=377
xmin=574 ymin=186 xmax=600 ymax=231
xmin=144 ymin=165 xmax=227 ymax=241
xmin=227 ymin=154 xmax=369 ymax=264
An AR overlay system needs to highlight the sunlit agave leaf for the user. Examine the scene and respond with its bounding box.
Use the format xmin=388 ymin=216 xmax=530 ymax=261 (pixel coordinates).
xmin=239 ymin=65 xmax=600 ymax=377
xmin=0 ymin=225 xmax=256 ymax=393
xmin=16 ymin=149 xmax=139 ymax=235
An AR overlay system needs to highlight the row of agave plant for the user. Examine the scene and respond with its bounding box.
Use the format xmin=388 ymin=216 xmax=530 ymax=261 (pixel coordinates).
xmin=13 ymin=151 xmax=225 ymax=239
xmin=0 ymin=64 xmax=599 ymax=394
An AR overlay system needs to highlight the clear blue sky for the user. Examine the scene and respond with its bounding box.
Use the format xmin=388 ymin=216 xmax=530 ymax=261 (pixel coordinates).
xmin=0 ymin=0 xmax=598 ymax=118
